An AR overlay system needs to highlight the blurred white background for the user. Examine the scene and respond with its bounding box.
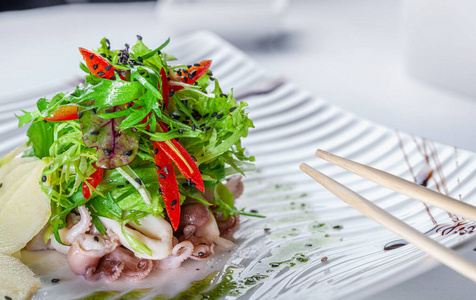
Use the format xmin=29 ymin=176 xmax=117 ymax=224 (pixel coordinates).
xmin=2 ymin=0 xmax=476 ymax=299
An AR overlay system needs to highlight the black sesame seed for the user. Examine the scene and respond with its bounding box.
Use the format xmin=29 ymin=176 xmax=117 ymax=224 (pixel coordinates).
xmin=191 ymin=156 xmax=197 ymax=162
xmin=187 ymin=65 xmax=192 ymax=68
xmin=42 ymin=175 xmax=47 ymax=182
xmin=198 ymin=252 xmax=205 ymax=257
xmin=169 ymin=112 xmax=177 ymax=119
xmin=78 ymin=112 xmax=83 ymax=119
xmin=93 ymin=64 xmax=98 ymax=70
xmin=125 ymin=43 xmax=130 ymax=48
xmin=194 ymin=63 xmax=201 ymax=67
xmin=187 ymin=178 xmax=192 ymax=186
xmin=200 ymin=123 xmax=206 ymax=127
xmin=100 ymin=53 xmax=107 ymax=58
xmin=157 ymin=50 xmax=161 ymax=55
xmin=171 ymin=200 xmax=178 ymax=206
xmin=192 ymin=124 xmax=197 ymax=131
xmin=271 ymin=263 xmax=279 ymax=268
xmin=188 ymin=73 xmax=194 ymax=79
xmin=94 ymin=236 xmax=99 ymax=242
xmin=110 ymin=75 xmax=116 ymax=80
xmin=116 ymin=185 xmax=125 ymax=188
xmin=229 ymin=107 xmax=237 ymax=112
xmin=97 ymin=71 xmax=105 ymax=76
xmin=154 ymin=148 xmax=159 ymax=155
xmin=193 ymin=114 xmax=201 ymax=121
xmin=137 ymin=34 xmax=142 ymax=40
xmin=205 ymin=126 xmax=211 ymax=131
xmin=216 ymin=114 xmax=224 ymax=119
xmin=103 ymin=149 xmax=111 ymax=156
xmin=159 ymin=173 xmax=166 ymax=179
xmin=5 ymin=296 xmax=12 ymax=300
xmin=167 ymin=76 xmax=171 ymax=80
xmin=0 ymin=183 xmax=2 ymax=188
xmin=211 ymin=112 xmax=217 ymax=117
xmin=220 ymin=93 xmax=227 ymax=98
xmin=135 ymin=178 xmax=142 ymax=185
xmin=138 ymin=56 xmax=143 ymax=63
xmin=51 ymin=278 xmax=60 ymax=283
xmin=183 ymin=70 xmax=189 ymax=74
xmin=92 ymin=108 xmax=97 ymax=115
xmin=159 ymin=188 xmax=162 ymax=195
xmin=305 ymin=243 xmax=312 ymax=247
xmin=155 ymin=165 xmax=161 ymax=171
xmin=177 ymin=70 xmax=182 ymax=76
xmin=191 ymin=182 xmax=196 ymax=188
xmin=203 ymin=113 xmax=209 ymax=118
xmin=178 ymin=129 xmax=183 ymax=135
xmin=210 ymin=77 xmax=215 ymax=81
xmin=105 ymin=109 xmax=111 ymax=114
xmin=90 ymin=131 xmax=99 ymax=136
xmin=183 ymin=77 xmax=188 ymax=83
xmin=123 ymin=150 xmax=132 ymax=156
xmin=105 ymin=65 xmax=112 ymax=71
xmin=250 ymin=209 xmax=258 ymax=213
xmin=125 ymin=180 xmax=130 ymax=184
xmin=169 ymin=91 xmax=175 ymax=97
xmin=89 ymin=54 xmax=94 ymax=60
xmin=164 ymin=167 xmax=169 ymax=175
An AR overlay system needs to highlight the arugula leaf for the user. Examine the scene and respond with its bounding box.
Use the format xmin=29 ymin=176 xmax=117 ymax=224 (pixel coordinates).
xmin=26 ymin=120 xmax=55 ymax=158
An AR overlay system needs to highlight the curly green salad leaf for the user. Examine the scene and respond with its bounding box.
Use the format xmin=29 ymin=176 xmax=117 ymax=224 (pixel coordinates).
xmin=16 ymin=37 xmax=257 ymax=253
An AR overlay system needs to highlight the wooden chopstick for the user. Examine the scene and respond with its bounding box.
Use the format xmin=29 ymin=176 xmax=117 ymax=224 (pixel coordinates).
xmin=314 ymin=149 xmax=476 ymax=223
xmin=300 ymin=163 xmax=476 ymax=282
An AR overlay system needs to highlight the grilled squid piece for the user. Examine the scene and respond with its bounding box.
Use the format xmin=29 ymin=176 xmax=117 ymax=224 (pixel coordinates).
xmin=195 ymin=211 xmax=235 ymax=251
xmin=99 ymin=215 xmax=173 ymax=260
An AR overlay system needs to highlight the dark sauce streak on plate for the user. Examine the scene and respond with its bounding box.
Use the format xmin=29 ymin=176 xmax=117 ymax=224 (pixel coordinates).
xmin=386 ymin=133 xmax=471 ymax=251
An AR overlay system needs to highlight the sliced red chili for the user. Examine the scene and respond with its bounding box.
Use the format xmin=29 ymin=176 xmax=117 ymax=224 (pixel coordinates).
xmin=82 ymin=166 xmax=105 ymax=200
xmin=79 ymin=47 xmax=125 ymax=80
xmin=170 ymin=60 xmax=212 ymax=92
xmin=44 ymin=105 xmax=79 ymax=121
xmin=156 ymin=122 xmax=204 ymax=193
xmin=153 ymin=142 xmax=181 ymax=231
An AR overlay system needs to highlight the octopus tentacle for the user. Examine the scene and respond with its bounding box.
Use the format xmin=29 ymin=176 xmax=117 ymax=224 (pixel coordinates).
xmin=156 ymin=241 xmax=194 ymax=270
xmin=187 ymin=236 xmax=215 ymax=261
xmin=66 ymin=206 xmax=92 ymax=244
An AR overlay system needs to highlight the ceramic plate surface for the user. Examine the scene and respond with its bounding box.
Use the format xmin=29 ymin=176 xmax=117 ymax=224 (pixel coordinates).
xmin=2 ymin=31 xmax=476 ymax=300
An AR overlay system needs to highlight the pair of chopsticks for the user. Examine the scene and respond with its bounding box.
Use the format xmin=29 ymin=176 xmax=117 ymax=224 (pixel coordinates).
xmin=300 ymin=149 xmax=476 ymax=282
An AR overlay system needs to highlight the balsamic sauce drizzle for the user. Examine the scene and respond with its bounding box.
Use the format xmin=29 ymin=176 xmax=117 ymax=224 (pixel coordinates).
xmin=385 ymin=132 xmax=468 ymax=250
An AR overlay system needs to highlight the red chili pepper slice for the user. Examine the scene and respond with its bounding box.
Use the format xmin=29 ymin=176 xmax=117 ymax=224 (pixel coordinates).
xmin=153 ymin=142 xmax=181 ymax=231
xmin=44 ymin=105 xmax=79 ymax=121
xmin=79 ymin=47 xmax=125 ymax=80
xmin=82 ymin=166 xmax=105 ymax=200
xmin=156 ymin=122 xmax=204 ymax=193
xmin=170 ymin=60 xmax=212 ymax=92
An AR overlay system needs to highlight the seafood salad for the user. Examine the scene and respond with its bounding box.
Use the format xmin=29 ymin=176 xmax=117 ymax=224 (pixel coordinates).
xmin=0 ymin=35 xmax=256 ymax=297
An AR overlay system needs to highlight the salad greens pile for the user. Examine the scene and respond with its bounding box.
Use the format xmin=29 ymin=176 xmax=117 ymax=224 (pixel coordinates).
xmin=17 ymin=37 xmax=256 ymax=253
